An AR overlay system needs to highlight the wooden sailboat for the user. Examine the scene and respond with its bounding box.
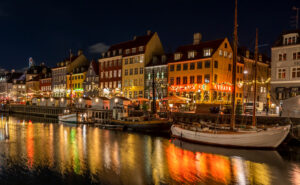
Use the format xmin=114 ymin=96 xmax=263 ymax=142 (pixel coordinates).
xmin=171 ymin=0 xmax=291 ymax=149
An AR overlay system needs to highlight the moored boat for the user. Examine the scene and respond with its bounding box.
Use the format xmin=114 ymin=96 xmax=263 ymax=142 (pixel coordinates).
xmin=171 ymin=124 xmax=291 ymax=149
xmin=111 ymin=117 xmax=171 ymax=132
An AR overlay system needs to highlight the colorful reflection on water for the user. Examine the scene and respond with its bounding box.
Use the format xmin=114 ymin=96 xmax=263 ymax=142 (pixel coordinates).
xmin=0 ymin=115 xmax=299 ymax=185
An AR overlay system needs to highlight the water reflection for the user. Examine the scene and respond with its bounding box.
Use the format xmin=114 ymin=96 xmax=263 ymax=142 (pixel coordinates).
xmin=0 ymin=116 xmax=299 ymax=185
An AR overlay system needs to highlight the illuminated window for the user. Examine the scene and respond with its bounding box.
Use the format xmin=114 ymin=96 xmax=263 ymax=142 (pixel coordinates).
xmin=277 ymin=68 xmax=286 ymax=79
xmin=188 ymin=51 xmax=196 ymax=59
xmin=174 ymin=53 xmax=181 ymax=60
xmin=204 ymin=74 xmax=210 ymax=83
xmin=140 ymin=68 xmax=143 ymax=74
xmin=139 ymin=46 xmax=144 ymax=52
xmin=219 ymin=50 xmax=223 ymax=56
xmin=132 ymin=48 xmax=136 ymax=53
xmin=203 ymin=49 xmax=211 ymax=57
xmin=125 ymin=49 xmax=130 ymax=54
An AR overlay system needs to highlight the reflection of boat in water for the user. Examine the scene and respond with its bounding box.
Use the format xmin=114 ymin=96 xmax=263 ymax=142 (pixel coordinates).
xmin=171 ymin=139 xmax=285 ymax=167
xmin=111 ymin=117 xmax=171 ymax=132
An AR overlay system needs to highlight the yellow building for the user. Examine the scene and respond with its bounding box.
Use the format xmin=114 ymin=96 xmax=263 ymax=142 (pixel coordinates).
xmin=67 ymin=66 xmax=88 ymax=98
xmin=103 ymin=31 xmax=164 ymax=99
xmin=168 ymin=33 xmax=243 ymax=105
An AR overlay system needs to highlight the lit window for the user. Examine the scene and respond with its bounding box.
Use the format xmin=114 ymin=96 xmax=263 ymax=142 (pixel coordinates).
xmin=277 ymin=68 xmax=286 ymax=79
xmin=203 ymin=49 xmax=211 ymax=57
xmin=219 ymin=50 xmax=223 ymax=56
xmin=188 ymin=51 xmax=196 ymax=59
xmin=174 ymin=53 xmax=181 ymax=60
xmin=132 ymin=48 xmax=136 ymax=53
xmin=139 ymin=46 xmax=144 ymax=52
xmin=125 ymin=49 xmax=130 ymax=54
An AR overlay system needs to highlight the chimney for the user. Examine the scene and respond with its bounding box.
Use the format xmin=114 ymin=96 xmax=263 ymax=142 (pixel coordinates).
xmin=133 ymin=36 xmax=137 ymax=40
xmin=193 ymin=33 xmax=202 ymax=45
xmin=77 ymin=50 xmax=83 ymax=56
xmin=147 ymin=30 xmax=151 ymax=35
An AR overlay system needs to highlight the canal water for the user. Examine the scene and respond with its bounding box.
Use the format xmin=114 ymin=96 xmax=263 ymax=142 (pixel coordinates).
xmin=0 ymin=115 xmax=299 ymax=185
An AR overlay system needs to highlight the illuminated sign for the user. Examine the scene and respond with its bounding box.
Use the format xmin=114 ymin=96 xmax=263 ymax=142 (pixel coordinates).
xmin=213 ymin=84 xmax=232 ymax=92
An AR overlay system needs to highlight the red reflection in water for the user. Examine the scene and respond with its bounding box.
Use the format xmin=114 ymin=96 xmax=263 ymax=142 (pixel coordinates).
xmin=166 ymin=144 xmax=231 ymax=184
xmin=27 ymin=123 xmax=34 ymax=168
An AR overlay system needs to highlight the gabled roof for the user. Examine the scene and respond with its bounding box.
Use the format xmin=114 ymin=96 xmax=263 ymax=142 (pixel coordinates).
xmin=103 ymin=32 xmax=155 ymax=58
xmin=90 ymin=60 xmax=99 ymax=75
xmin=146 ymin=53 xmax=173 ymax=67
xmin=169 ymin=38 xmax=226 ymax=63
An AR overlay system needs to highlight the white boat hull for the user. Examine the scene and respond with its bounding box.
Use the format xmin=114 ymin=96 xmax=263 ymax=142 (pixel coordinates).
xmin=171 ymin=124 xmax=291 ymax=149
xmin=58 ymin=113 xmax=77 ymax=123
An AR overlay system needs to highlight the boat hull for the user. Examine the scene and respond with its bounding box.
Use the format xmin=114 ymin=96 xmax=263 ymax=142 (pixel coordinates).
xmin=111 ymin=120 xmax=171 ymax=132
xmin=171 ymin=124 xmax=291 ymax=149
xmin=58 ymin=113 xmax=77 ymax=124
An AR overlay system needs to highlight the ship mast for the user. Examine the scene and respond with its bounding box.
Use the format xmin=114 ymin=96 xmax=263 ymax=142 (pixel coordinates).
xmin=252 ymin=29 xmax=258 ymax=127
xmin=69 ymin=49 xmax=73 ymax=107
xmin=230 ymin=0 xmax=238 ymax=130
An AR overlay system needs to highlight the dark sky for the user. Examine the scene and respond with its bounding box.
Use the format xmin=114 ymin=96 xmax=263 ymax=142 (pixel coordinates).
xmin=0 ymin=0 xmax=299 ymax=70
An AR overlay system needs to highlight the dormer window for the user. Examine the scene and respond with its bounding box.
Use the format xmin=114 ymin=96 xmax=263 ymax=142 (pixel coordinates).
xmin=139 ymin=46 xmax=144 ymax=52
xmin=283 ymin=33 xmax=299 ymax=45
xmin=125 ymin=49 xmax=130 ymax=54
xmin=219 ymin=50 xmax=223 ymax=56
xmin=132 ymin=48 xmax=136 ymax=53
xmin=174 ymin=53 xmax=181 ymax=61
xmin=113 ymin=50 xmax=116 ymax=56
xmin=118 ymin=49 xmax=122 ymax=55
xmin=107 ymin=52 xmax=111 ymax=57
xmin=188 ymin=51 xmax=196 ymax=59
xmin=203 ymin=49 xmax=212 ymax=57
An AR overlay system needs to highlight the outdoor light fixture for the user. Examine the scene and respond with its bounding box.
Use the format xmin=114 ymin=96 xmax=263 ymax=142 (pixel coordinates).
xmin=96 ymin=98 xmax=99 ymax=102
xmin=50 ymin=98 xmax=53 ymax=102
xmin=115 ymin=98 xmax=118 ymax=103
xmin=79 ymin=98 xmax=82 ymax=102
xmin=244 ymin=70 xmax=248 ymax=74
xmin=61 ymin=98 xmax=64 ymax=102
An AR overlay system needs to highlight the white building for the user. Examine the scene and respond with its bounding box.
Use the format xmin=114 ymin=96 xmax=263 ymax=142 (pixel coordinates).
xmin=271 ymin=30 xmax=300 ymax=102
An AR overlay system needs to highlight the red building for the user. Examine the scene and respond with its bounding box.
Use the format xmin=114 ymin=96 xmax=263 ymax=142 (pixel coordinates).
xmin=39 ymin=74 xmax=52 ymax=97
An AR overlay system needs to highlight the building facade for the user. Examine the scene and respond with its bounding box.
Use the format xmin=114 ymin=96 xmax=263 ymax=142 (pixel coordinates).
xmin=238 ymin=48 xmax=270 ymax=107
xmin=98 ymin=54 xmax=122 ymax=97
xmin=52 ymin=50 xmax=89 ymax=97
xmin=39 ymin=73 xmax=52 ymax=97
xmin=271 ymin=30 xmax=300 ymax=102
xmin=168 ymin=34 xmax=242 ymax=104
xmin=0 ymin=71 xmax=23 ymax=102
xmin=144 ymin=54 xmax=169 ymax=100
xmin=83 ymin=60 xmax=99 ymax=97
xmin=67 ymin=66 xmax=88 ymax=98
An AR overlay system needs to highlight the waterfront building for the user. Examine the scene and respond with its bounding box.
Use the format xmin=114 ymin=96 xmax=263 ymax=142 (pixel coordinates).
xmin=52 ymin=50 xmax=89 ymax=97
xmin=83 ymin=60 xmax=99 ymax=97
xmin=11 ymin=78 xmax=26 ymax=103
xmin=66 ymin=66 xmax=88 ymax=98
xmin=101 ymin=31 xmax=164 ymax=99
xmin=39 ymin=73 xmax=52 ymax=98
xmin=168 ymin=33 xmax=242 ymax=105
xmin=25 ymin=63 xmax=51 ymax=98
xmin=0 ymin=71 xmax=23 ymax=102
xmin=144 ymin=54 xmax=170 ymax=100
xmin=238 ymin=47 xmax=271 ymax=108
xmin=271 ymin=30 xmax=300 ymax=102
xmin=99 ymin=48 xmax=122 ymax=97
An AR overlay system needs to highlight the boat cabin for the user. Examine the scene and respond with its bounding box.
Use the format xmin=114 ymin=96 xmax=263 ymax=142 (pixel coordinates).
xmin=91 ymin=97 xmax=110 ymax=109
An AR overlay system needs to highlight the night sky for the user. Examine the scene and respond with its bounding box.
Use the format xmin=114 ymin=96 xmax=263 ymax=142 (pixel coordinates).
xmin=0 ymin=0 xmax=299 ymax=70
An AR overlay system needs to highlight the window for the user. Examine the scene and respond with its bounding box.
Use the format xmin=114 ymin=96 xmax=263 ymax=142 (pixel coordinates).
xmin=125 ymin=59 xmax=128 ymax=65
xmin=190 ymin=63 xmax=195 ymax=70
xmin=132 ymin=48 xmax=136 ymax=53
xmin=129 ymin=58 xmax=133 ymax=64
xmin=170 ymin=65 xmax=175 ymax=71
xmin=176 ymin=64 xmax=181 ymax=71
xmin=134 ymin=68 xmax=138 ymax=74
xmin=183 ymin=63 xmax=188 ymax=70
xmin=114 ymin=70 xmax=117 ymax=77
xmin=293 ymin=53 xmax=297 ymax=60
xmin=292 ymin=67 xmax=300 ymax=78
xmin=197 ymin=61 xmax=202 ymax=69
xmin=118 ymin=69 xmax=121 ymax=77
xmin=204 ymin=74 xmax=210 ymax=83
xmin=214 ymin=61 xmax=218 ymax=68
xmin=183 ymin=76 xmax=187 ymax=84
xmin=176 ymin=77 xmax=181 ymax=85
xmin=224 ymin=51 xmax=228 ymax=57
xmin=279 ymin=54 xmax=282 ymax=61
xmin=228 ymin=64 xmax=232 ymax=71
xmin=125 ymin=49 xmax=130 ymax=54
xmin=297 ymin=52 xmax=300 ymax=60
xmin=197 ymin=75 xmax=202 ymax=84
xmin=205 ymin=60 xmax=210 ymax=68
xmin=237 ymin=66 xmax=240 ymax=73
xmin=214 ymin=74 xmax=217 ymax=83
xmin=188 ymin=51 xmax=196 ymax=59
xmin=225 ymin=43 xmax=228 ymax=48
xmin=283 ymin=53 xmax=287 ymax=61
xmin=170 ymin=77 xmax=174 ymax=85
xmin=190 ymin=76 xmax=195 ymax=84
xmin=203 ymin=49 xmax=211 ymax=56
xmin=130 ymin=69 xmax=133 ymax=75
xmin=174 ymin=53 xmax=181 ymax=60
xmin=219 ymin=50 xmax=223 ymax=56
xmin=118 ymin=59 xmax=122 ymax=66
xmin=139 ymin=46 xmax=144 ymax=52
xmin=278 ymin=68 xmax=286 ymax=79
xmin=140 ymin=68 xmax=143 ymax=74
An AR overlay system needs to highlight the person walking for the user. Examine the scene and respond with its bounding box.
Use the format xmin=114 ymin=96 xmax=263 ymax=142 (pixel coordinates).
xmin=279 ymin=106 xmax=283 ymax=117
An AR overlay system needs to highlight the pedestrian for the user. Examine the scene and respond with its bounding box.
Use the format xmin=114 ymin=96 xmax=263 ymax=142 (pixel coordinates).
xmin=266 ymin=105 xmax=269 ymax=116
